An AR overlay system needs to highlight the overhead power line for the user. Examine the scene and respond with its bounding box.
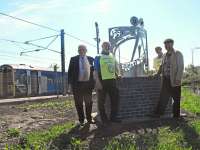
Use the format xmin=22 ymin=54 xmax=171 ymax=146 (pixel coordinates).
xmin=25 ymin=34 xmax=59 ymax=43
xmin=0 ymin=50 xmax=60 ymax=62
xmin=0 ymin=38 xmax=24 ymax=44
xmin=45 ymin=35 xmax=59 ymax=48
xmin=64 ymin=33 xmax=97 ymax=48
xmin=22 ymin=35 xmax=59 ymax=55
xmin=0 ymin=38 xmax=60 ymax=54
xmin=0 ymin=54 xmax=59 ymax=64
xmin=24 ymin=42 xmax=60 ymax=54
xmin=0 ymin=12 xmax=59 ymax=32
xmin=0 ymin=12 xmax=96 ymax=47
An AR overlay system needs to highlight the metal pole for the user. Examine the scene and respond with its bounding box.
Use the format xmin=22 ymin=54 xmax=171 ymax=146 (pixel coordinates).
xmin=95 ymin=22 xmax=100 ymax=54
xmin=145 ymin=30 xmax=149 ymax=71
xmin=60 ymin=29 xmax=66 ymax=95
xmin=192 ymin=47 xmax=200 ymax=66
xmin=131 ymin=33 xmax=139 ymax=61
xmin=54 ymin=65 xmax=59 ymax=98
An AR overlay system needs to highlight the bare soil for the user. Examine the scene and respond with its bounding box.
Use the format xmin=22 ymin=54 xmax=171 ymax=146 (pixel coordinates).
xmin=0 ymin=96 xmax=199 ymax=150
xmin=0 ymin=98 xmax=77 ymax=148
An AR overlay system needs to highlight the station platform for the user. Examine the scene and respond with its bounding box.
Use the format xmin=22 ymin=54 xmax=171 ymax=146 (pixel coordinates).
xmin=0 ymin=95 xmax=69 ymax=105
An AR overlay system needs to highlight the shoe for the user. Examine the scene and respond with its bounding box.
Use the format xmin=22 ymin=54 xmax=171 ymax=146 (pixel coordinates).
xmin=87 ymin=119 xmax=96 ymax=124
xmin=180 ymin=113 xmax=187 ymax=117
xmin=79 ymin=120 xmax=85 ymax=126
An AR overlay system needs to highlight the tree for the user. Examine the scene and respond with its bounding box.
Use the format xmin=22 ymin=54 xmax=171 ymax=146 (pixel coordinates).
xmin=182 ymin=65 xmax=200 ymax=85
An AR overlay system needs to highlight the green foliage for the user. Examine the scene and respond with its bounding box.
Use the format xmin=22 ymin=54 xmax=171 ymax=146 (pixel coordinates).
xmin=182 ymin=65 xmax=200 ymax=85
xmin=70 ymin=137 xmax=83 ymax=149
xmin=104 ymin=134 xmax=136 ymax=150
xmin=190 ymin=120 xmax=200 ymax=134
xmin=6 ymin=122 xmax=75 ymax=150
xmin=155 ymin=127 xmax=192 ymax=150
xmin=7 ymin=128 xmax=20 ymax=138
xmin=104 ymin=127 xmax=194 ymax=150
xmin=181 ymin=88 xmax=200 ymax=114
xmin=18 ymin=99 xmax=74 ymax=110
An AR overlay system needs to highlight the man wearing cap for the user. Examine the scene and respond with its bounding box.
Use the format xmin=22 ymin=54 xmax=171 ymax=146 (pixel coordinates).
xmin=68 ymin=45 xmax=95 ymax=125
xmin=94 ymin=41 xmax=121 ymax=125
xmin=153 ymin=46 xmax=163 ymax=72
xmin=154 ymin=38 xmax=184 ymax=118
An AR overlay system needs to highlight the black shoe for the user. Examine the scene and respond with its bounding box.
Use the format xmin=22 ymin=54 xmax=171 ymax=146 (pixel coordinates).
xmin=87 ymin=119 xmax=96 ymax=124
xmin=79 ymin=120 xmax=84 ymax=126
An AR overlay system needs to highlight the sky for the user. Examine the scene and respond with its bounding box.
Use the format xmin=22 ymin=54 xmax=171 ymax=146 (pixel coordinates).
xmin=0 ymin=0 xmax=200 ymax=71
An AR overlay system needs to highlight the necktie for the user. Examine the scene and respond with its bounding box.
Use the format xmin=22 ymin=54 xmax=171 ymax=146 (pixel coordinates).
xmin=81 ymin=57 xmax=85 ymax=71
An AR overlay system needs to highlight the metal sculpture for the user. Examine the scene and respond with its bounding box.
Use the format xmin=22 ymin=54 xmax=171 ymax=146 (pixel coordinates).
xmin=109 ymin=16 xmax=149 ymax=77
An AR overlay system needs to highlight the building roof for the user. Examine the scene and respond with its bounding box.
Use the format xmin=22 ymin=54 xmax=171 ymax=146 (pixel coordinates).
xmin=0 ymin=64 xmax=52 ymax=71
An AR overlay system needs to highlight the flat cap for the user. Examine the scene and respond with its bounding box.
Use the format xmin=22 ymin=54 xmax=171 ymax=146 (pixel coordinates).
xmin=164 ymin=38 xmax=174 ymax=44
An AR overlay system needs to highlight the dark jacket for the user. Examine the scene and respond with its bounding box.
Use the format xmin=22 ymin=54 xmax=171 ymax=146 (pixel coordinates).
xmin=68 ymin=55 xmax=94 ymax=90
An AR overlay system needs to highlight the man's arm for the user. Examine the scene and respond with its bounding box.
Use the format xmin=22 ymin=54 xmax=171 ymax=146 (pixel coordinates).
xmin=153 ymin=58 xmax=157 ymax=71
xmin=175 ymin=51 xmax=184 ymax=83
xmin=154 ymin=54 xmax=165 ymax=77
xmin=157 ymin=64 xmax=162 ymax=75
xmin=89 ymin=57 xmax=94 ymax=72
xmin=93 ymin=56 xmax=102 ymax=89
xmin=67 ymin=57 xmax=74 ymax=85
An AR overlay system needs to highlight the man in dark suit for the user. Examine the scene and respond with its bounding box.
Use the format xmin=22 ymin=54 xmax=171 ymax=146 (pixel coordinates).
xmin=68 ymin=45 xmax=95 ymax=125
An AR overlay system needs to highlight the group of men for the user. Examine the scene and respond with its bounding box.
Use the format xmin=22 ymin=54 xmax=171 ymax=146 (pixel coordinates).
xmin=68 ymin=38 xmax=184 ymax=126
xmin=68 ymin=41 xmax=120 ymax=126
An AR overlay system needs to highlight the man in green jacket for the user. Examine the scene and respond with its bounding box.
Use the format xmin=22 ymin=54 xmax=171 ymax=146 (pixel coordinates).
xmin=154 ymin=38 xmax=184 ymax=118
xmin=94 ymin=41 xmax=121 ymax=125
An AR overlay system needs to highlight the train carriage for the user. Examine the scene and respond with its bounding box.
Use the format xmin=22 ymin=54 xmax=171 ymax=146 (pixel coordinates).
xmin=0 ymin=64 xmax=67 ymax=98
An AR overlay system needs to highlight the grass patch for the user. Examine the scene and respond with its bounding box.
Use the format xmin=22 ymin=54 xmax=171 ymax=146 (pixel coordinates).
xmin=7 ymin=128 xmax=20 ymax=138
xmin=70 ymin=137 xmax=85 ymax=149
xmin=181 ymin=88 xmax=200 ymax=114
xmin=5 ymin=122 xmax=75 ymax=150
xmin=155 ymin=127 xmax=192 ymax=150
xmin=104 ymin=134 xmax=136 ymax=150
xmin=18 ymin=99 xmax=74 ymax=110
xmin=190 ymin=120 xmax=200 ymax=134
xmin=104 ymin=127 xmax=193 ymax=150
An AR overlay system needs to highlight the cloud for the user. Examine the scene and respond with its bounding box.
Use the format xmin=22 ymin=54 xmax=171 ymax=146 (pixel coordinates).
xmin=10 ymin=0 xmax=65 ymax=16
xmin=0 ymin=0 xmax=66 ymax=32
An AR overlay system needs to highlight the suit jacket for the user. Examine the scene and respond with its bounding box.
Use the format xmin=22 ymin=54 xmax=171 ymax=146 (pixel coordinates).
xmin=68 ymin=55 xmax=94 ymax=90
xmin=160 ymin=50 xmax=184 ymax=87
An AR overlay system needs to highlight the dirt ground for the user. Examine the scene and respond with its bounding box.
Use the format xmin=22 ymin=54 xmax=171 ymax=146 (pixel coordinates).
xmin=0 ymin=97 xmax=199 ymax=150
xmin=0 ymin=98 xmax=77 ymax=148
